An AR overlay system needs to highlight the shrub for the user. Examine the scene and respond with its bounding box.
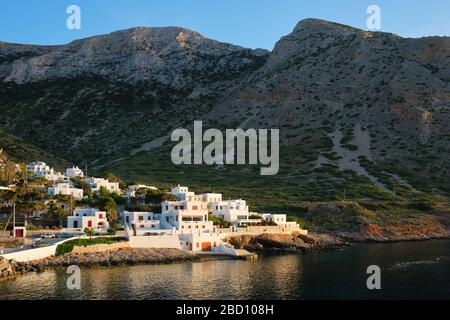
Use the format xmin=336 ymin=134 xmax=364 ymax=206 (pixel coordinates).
xmin=287 ymin=216 xmax=306 ymax=229
xmin=407 ymin=198 xmax=436 ymax=212
xmin=208 ymin=214 xmax=231 ymax=228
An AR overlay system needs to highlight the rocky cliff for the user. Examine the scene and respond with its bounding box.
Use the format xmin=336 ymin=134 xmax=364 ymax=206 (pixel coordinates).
xmin=0 ymin=19 xmax=449 ymax=201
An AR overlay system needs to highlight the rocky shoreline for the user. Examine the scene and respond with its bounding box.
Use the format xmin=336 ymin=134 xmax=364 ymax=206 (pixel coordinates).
xmin=0 ymin=248 xmax=197 ymax=280
xmin=335 ymin=231 xmax=450 ymax=243
xmin=227 ymin=232 xmax=347 ymax=253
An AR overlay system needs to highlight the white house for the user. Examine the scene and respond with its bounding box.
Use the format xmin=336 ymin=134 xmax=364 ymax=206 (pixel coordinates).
xmin=201 ymin=193 xmax=223 ymax=211
xmin=258 ymin=213 xmax=300 ymax=229
xmin=65 ymin=166 xmax=84 ymax=178
xmin=27 ymin=161 xmax=50 ymax=174
xmin=211 ymin=199 xmax=250 ymax=225
xmin=122 ymin=211 xmax=161 ymax=236
xmin=48 ymin=183 xmax=84 ymax=200
xmin=67 ymin=208 xmax=109 ymax=232
xmin=171 ymin=185 xmax=196 ymax=200
xmin=125 ymin=184 xmax=158 ymax=198
xmin=35 ymin=168 xmax=70 ymax=183
xmin=85 ymin=177 xmax=120 ymax=193
xmin=259 ymin=214 xmax=287 ymax=225
xmin=161 ymin=200 xmax=214 ymax=232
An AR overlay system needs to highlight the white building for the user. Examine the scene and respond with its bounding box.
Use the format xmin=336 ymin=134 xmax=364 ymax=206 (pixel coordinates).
xmin=211 ymin=199 xmax=250 ymax=225
xmin=85 ymin=177 xmax=120 ymax=193
xmin=65 ymin=166 xmax=84 ymax=178
xmin=171 ymin=185 xmax=196 ymax=200
xmin=161 ymin=200 xmax=214 ymax=232
xmin=27 ymin=161 xmax=50 ymax=174
xmin=125 ymin=184 xmax=158 ymax=198
xmin=67 ymin=208 xmax=109 ymax=232
xmin=259 ymin=214 xmax=286 ymax=225
xmin=35 ymin=168 xmax=70 ymax=183
xmin=122 ymin=211 xmax=161 ymax=236
xmin=259 ymin=213 xmax=299 ymax=229
xmin=48 ymin=183 xmax=84 ymax=200
xmin=27 ymin=161 xmax=69 ymax=182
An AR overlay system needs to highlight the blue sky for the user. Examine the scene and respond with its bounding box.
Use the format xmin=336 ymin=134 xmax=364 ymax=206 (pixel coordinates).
xmin=1 ymin=0 xmax=449 ymax=50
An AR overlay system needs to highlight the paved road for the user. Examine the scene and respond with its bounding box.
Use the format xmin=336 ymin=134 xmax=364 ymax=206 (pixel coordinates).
xmin=0 ymin=238 xmax=62 ymax=255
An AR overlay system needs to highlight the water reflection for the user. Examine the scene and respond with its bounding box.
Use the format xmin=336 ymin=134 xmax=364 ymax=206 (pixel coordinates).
xmin=1 ymin=241 xmax=450 ymax=300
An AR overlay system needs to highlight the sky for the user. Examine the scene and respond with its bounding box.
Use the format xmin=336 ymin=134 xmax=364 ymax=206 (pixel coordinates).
xmin=0 ymin=0 xmax=449 ymax=50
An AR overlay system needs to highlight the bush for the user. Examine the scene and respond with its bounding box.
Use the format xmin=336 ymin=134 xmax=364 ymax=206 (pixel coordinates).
xmin=208 ymin=214 xmax=231 ymax=228
xmin=55 ymin=237 xmax=126 ymax=256
xmin=287 ymin=216 xmax=307 ymax=229
xmin=407 ymin=198 xmax=436 ymax=212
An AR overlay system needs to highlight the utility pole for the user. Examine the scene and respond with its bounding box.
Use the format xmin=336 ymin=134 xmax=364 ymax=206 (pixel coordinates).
xmin=13 ymin=202 xmax=16 ymax=236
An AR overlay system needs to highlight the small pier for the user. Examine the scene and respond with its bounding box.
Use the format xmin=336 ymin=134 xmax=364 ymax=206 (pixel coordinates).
xmin=234 ymin=249 xmax=258 ymax=260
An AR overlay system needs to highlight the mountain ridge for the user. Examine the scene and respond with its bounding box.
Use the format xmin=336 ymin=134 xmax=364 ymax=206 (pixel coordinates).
xmin=0 ymin=18 xmax=449 ymax=203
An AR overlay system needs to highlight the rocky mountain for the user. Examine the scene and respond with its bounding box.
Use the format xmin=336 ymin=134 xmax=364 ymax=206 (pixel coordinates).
xmin=0 ymin=19 xmax=449 ymax=204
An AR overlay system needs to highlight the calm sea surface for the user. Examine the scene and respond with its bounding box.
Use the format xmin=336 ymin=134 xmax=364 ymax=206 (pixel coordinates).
xmin=1 ymin=240 xmax=449 ymax=300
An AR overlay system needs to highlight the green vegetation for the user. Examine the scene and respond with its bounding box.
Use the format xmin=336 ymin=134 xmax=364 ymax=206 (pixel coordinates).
xmin=208 ymin=214 xmax=231 ymax=228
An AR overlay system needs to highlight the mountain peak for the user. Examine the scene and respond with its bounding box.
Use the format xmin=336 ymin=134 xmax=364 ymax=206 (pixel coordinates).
xmin=293 ymin=18 xmax=362 ymax=34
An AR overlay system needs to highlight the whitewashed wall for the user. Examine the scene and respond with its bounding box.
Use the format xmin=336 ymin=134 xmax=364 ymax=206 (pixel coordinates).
xmin=128 ymin=235 xmax=182 ymax=249
xmin=0 ymin=238 xmax=76 ymax=262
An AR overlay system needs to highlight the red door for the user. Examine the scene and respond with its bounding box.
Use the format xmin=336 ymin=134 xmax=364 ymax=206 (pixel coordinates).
xmin=88 ymin=220 xmax=93 ymax=228
xmin=15 ymin=229 xmax=23 ymax=238
xmin=202 ymin=242 xmax=212 ymax=252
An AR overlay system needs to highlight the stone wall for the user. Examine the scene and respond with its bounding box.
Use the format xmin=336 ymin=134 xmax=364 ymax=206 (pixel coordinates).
xmin=71 ymin=242 xmax=129 ymax=254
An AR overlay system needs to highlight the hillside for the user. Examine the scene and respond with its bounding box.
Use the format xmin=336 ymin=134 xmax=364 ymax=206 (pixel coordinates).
xmin=0 ymin=130 xmax=71 ymax=169
xmin=0 ymin=19 xmax=449 ymax=210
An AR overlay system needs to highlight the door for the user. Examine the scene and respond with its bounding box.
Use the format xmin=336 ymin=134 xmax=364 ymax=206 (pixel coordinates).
xmin=88 ymin=220 xmax=93 ymax=228
xmin=15 ymin=229 xmax=23 ymax=238
xmin=202 ymin=242 xmax=212 ymax=252
xmin=73 ymin=221 xmax=79 ymax=228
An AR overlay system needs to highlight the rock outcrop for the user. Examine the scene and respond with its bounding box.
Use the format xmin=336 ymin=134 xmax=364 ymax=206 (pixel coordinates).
xmin=0 ymin=257 xmax=38 ymax=280
xmin=227 ymin=232 xmax=345 ymax=253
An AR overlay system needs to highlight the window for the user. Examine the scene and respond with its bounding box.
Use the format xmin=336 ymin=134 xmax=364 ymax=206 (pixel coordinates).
xmin=192 ymin=205 xmax=198 ymax=210
xmin=139 ymin=216 xmax=144 ymax=221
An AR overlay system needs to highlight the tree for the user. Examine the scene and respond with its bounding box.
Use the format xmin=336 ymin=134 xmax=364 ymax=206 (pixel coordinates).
xmin=46 ymin=203 xmax=69 ymax=220
xmin=208 ymin=214 xmax=231 ymax=228
xmin=101 ymin=197 xmax=119 ymax=228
